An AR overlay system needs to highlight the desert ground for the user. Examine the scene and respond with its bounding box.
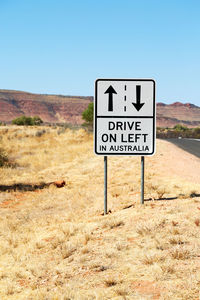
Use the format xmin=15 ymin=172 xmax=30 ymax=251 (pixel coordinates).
xmin=0 ymin=126 xmax=200 ymax=299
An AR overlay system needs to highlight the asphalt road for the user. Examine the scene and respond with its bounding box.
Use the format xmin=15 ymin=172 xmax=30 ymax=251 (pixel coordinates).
xmin=167 ymin=138 xmax=200 ymax=159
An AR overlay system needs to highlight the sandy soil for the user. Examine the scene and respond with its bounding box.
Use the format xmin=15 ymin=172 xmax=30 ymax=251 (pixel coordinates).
xmin=0 ymin=128 xmax=200 ymax=299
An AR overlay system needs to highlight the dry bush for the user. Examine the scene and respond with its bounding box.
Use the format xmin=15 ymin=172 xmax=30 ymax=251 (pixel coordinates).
xmin=136 ymin=224 xmax=152 ymax=236
xmin=170 ymin=247 xmax=190 ymax=260
xmin=116 ymin=242 xmax=129 ymax=251
xmin=60 ymin=223 xmax=79 ymax=237
xmin=81 ymin=246 xmax=90 ymax=254
xmin=161 ymin=263 xmax=175 ymax=274
xmin=61 ymin=243 xmax=76 ymax=259
xmin=35 ymin=129 xmax=46 ymax=137
xmin=35 ymin=240 xmax=46 ymax=249
xmin=83 ymin=232 xmax=92 ymax=245
xmin=115 ymin=288 xmax=127 ymax=297
xmin=142 ymin=254 xmax=165 ymax=265
xmin=0 ymin=147 xmax=15 ymax=168
xmin=50 ymin=236 xmax=65 ymax=249
xmin=104 ymin=276 xmax=118 ymax=287
xmin=171 ymin=220 xmax=179 ymax=226
xmin=0 ymin=147 xmax=9 ymax=167
xmin=136 ymin=221 xmax=158 ymax=236
xmin=89 ymin=263 xmax=109 ymax=272
xmin=154 ymin=238 xmax=169 ymax=251
xmin=169 ymin=228 xmax=181 ymax=235
xmin=146 ymin=182 xmax=168 ymax=199
xmin=169 ymin=237 xmax=185 ymax=245
xmin=105 ymin=250 xmax=117 ymax=258
xmin=156 ymin=187 xmax=167 ymax=199
xmin=5 ymin=283 xmax=15 ymax=296
xmin=102 ymin=218 xmax=124 ymax=230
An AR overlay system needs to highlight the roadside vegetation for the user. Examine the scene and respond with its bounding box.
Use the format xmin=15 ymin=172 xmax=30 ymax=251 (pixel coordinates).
xmin=1 ymin=108 xmax=200 ymax=141
xmin=12 ymin=115 xmax=43 ymax=126
xmin=0 ymin=147 xmax=10 ymax=167
xmin=0 ymin=126 xmax=200 ymax=298
xmin=82 ymin=102 xmax=93 ymax=130
xmin=0 ymin=143 xmax=15 ymax=168
xmin=157 ymin=124 xmax=200 ymax=139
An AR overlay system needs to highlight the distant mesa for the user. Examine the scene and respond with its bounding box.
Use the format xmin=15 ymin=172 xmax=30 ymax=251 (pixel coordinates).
xmin=156 ymin=101 xmax=200 ymax=127
xmin=169 ymin=102 xmax=199 ymax=108
xmin=171 ymin=101 xmax=185 ymax=107
xmin=0 ymin=89 xmax=199 ymax=128
xmin=0 ymin=89 xmax=92 ymax=125
xmin=157 ymin=102 xmax=166 ymax=107
xmin=158 ymin=101 xmax=199 ymax=109
xmin=184 ymin=102 xmax=198 ymax=108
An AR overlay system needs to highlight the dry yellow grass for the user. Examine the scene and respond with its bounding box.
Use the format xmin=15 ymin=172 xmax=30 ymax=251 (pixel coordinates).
xmin=0 ymin=125 xmax=200 ymax=299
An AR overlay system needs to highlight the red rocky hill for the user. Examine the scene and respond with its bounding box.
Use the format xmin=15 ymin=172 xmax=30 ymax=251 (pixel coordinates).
xmin=0 ymin=89 xmax=199 ymax=127
xmin=0 ymin=90 xmax=92 ymax=124
xmin=157 ymin=102 xmax=200 ymax=127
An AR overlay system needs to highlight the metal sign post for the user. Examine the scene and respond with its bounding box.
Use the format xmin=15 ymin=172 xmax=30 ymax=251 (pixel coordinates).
xmin=104 ymin=156 xmax=107 ymax=214
xmin=94 ymin=79 xmax=156 ymax=212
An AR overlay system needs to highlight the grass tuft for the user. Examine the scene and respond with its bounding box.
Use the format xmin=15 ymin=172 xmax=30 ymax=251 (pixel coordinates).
xmin=170 ymin=247 xmax=190 ymax=260
xmin=142 ymin=254 xmax=165 ymax=265
xmin=136 ymin=223 xmax=152 ymax=236
xmin=161 ymin=264 xmax=175 ymax=274
xmin=169 ymin=237 xmax=185 ymax=245
xmin=102 ymin=218 xmax=124 ymax=230
xmin=104 ymin=276 xmax=118 ymax=287
xmin=61 ymin=243 xmax=76 ymax=259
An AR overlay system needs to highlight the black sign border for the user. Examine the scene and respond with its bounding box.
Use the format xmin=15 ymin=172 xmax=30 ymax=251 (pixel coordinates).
xmin=94 ymin=78 xmax=156 ymax=156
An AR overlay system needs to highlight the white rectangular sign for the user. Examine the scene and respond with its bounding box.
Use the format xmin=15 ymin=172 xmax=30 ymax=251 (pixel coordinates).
xmin=94 ymin=79 xmax=156 ymax=155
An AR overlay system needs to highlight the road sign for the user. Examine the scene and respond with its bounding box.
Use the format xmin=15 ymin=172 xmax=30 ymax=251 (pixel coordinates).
xmin=94 ymin=79 xmax=156 ymax=155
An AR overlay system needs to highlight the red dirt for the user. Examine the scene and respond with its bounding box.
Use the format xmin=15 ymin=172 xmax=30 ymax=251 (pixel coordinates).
xmin=0 ymin=190 xmax=42 ymax=209
xmin=131 ymin=280 xmax=162 ymax=299
xmin=127 ymin=237 xmax=135 ymax=243
xmin=17 ymin=279 xmax=31 ymax=288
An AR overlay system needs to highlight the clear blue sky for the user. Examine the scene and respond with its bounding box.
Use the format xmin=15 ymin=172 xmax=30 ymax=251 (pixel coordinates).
xmin=0 ymin=0 xmax=200 ymax=105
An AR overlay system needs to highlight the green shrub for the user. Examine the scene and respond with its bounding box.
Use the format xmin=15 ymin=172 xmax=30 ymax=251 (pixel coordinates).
xmin=82 ymin=103 xmax=93 ymax=125
xmin=193 ymin=127 xmax=200 ymax=138
xmin=157 ymin=125 xmax=200 ymax=139
xmin=173 ymin=124 xmax=188 ymax=131
xmin=32 ymin=116 xmax=43 ymax=125
xmin=12 ymin=116 xmax=43 ymax=126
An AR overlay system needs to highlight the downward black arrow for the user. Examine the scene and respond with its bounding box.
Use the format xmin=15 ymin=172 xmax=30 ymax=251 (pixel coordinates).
xmin=104 ymin=85 xmax=117 ymax=112
xmin=132 ymin=85 xmax=145 ymax=111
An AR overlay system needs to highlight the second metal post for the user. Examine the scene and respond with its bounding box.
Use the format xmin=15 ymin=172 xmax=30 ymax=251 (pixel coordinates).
xmin=141 ymin=156 xmax=145 ymax=204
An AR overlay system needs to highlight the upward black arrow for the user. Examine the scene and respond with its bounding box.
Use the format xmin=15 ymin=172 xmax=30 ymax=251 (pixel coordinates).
xmin=104 ymin=85 xmax=117 ymax=112
xmin=132 ymin=85 xmax=145 ymax=111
